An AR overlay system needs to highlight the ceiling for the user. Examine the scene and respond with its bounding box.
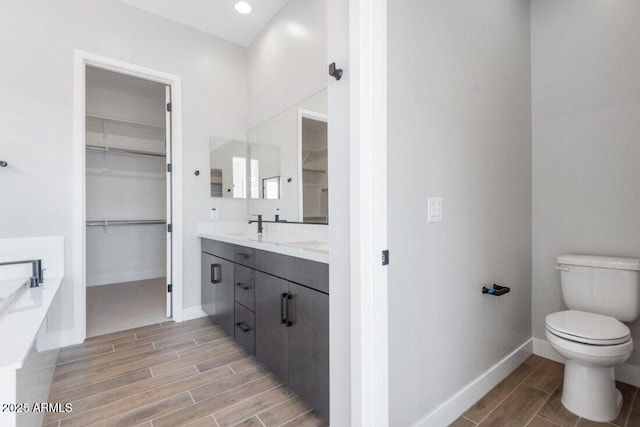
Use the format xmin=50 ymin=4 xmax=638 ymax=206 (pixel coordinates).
xmin=115 ymin=0 xmax=290 ymax=47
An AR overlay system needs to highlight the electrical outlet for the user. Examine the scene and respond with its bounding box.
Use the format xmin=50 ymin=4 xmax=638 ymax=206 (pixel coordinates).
xmin=210 ymin=207 xmax=219 ymax=220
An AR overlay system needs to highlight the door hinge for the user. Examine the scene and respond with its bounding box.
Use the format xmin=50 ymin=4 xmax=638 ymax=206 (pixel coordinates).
xmin=166 ymin=102 xmax=172 ymax=112
xmin=167 ymin=224 xmax=173 ymax=233
xmin=382 ymin=250 xmax=389 ymax=266
xmin=167 ymin=163 xmax=172 ymax=173
xmin=167 ymin=284 xmax=173 ymax=293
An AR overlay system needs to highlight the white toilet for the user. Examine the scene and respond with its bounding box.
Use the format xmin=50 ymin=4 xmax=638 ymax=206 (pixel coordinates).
xmin=545 ymin=255 xmax=640 ymax=422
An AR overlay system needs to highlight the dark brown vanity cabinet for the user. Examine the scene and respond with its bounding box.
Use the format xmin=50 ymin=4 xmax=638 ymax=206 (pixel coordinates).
xmin=201 ymin=252 xmax=216 ymax=317
xmin=254 ymin=271 xmax=290 ymax=382
xmin=200 ymin=251 xmax=235 ymax=339
xmin=255 ymin=271 xmax=329 ymax=422
xmin=287 ymin=282 xmax=329 ymax=422
xmin=201 ymin=239 xmax=329 ymax=422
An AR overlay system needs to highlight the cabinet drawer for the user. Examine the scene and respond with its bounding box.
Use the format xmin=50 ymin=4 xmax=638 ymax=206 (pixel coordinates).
xmin=255 ymin=250 xmax=329 ymax=294
xmin=202 ymin=239 xmax=234 ymax=261
xmin=234 ymin=302 xmax=255 ymax=355
xmin=234 ymin=246 xmax=255 ymax=268
xmin=234 ymin=264 xmax=255 ymax=312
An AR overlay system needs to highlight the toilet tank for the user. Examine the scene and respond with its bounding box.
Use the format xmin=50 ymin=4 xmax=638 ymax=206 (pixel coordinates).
xmin=558 ymin=255 xmax=640 ymax=322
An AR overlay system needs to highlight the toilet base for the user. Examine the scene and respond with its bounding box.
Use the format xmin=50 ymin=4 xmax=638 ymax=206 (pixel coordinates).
xmin=561 ymin=360 xmax=622 ymax=422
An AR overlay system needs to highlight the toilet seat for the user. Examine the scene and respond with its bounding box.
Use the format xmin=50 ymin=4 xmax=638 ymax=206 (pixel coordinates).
xmin=545 ymin=310 xmax=630 ymax=346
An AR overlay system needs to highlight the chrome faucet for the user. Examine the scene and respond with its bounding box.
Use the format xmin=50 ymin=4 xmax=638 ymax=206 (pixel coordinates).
xmin=0 ymin=259 xmax=44 ymax=287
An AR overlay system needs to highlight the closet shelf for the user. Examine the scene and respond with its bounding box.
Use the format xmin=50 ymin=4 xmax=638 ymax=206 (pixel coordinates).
xmin=86 ymin=219 xmax=166 ymax=227
xmin=86 ymin=145 xmax=166 ymax=158
xmin=86 ymin=114 xmax=165 ymax=129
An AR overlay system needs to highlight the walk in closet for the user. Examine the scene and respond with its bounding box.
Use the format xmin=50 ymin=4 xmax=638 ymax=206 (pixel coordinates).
xmin=85 ymin=67 xmax=170 ymax=337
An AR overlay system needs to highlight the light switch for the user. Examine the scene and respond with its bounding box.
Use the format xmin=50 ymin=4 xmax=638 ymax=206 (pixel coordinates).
xmin=428 ymin=197 xmax=443 ymax=222
xmin=210 ymin=207 xmax=219 ymax=220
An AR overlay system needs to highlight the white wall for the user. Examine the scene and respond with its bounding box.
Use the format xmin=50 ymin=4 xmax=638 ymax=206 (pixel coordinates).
xmin=0 ymin=0 xmax=247 ymax=338
xmin=86 ymin=67 xmax=167 ymax=127
xmin=387 ymin=1 xmax=532 ymax=425
xmin=531 ymin=1 xmax=640 ymax=366
xmin=247 ymin=0 xmax=327 ymax=128
xmin=326 ymin=0 xmax=350 ymax=422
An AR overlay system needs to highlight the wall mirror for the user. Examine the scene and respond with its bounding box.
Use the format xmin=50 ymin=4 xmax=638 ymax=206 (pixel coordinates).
xmin=248 ymin=90 xmax=328 ymax=223
xmin=249 ymin=143 xmax=281 ymax=200
xmin=209 ymin=137 xmax=248 ymax=199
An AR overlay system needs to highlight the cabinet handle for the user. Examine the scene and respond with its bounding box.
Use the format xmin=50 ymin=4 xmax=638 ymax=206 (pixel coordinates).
xmin=286 ymin=294 xmax=293 ymax=327
xmin=211 ymin=264 xmax=221 ymax=284
xmin=237 ymin=252 xmax=251 ymax=259
xmin=236 ymin=321 xmax=252 ymax=333
xmin=236 ymin=282 xmax=250 ymax=290
xmin=281 ymin=293 xmax=288 ymax=324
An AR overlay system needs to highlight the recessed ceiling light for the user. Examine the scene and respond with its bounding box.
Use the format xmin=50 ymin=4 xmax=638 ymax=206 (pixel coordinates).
xmin=235 ymin=1 xmax=252 ymax=14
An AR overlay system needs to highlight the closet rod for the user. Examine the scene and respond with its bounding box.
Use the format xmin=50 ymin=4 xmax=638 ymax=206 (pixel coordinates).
xmin=86 ymin=220 xmax=166 ymax=227
xmin=86 ymin=145 xmax=166 ymax=158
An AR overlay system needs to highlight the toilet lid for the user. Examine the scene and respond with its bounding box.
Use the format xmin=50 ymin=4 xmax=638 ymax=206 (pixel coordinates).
xmin=545 ymin=310 xmax=631 ymax=345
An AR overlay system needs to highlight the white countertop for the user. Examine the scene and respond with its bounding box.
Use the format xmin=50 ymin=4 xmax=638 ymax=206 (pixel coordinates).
xmin=0 ymin=277 xmax=62 ymax=372
xmin=198 ymin=231 xmax=329 ymax=264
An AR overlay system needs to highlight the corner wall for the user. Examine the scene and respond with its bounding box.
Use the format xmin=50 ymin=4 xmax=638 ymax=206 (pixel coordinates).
xmin=531 ymin=1 xmax=640 ymax=366
xmin=387 ymin=1 xmax=532 ymax=425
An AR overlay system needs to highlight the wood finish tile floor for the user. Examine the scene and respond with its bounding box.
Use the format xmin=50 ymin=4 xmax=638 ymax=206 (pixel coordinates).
xmin=45 ymin=316 xmax=327 ymax=427
xmin=450 ymin=355 xmax=640 ymax=427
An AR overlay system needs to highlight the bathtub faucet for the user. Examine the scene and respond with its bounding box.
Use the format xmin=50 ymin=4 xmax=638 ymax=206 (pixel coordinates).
xmin=0 ymin=259 xmax=44 ymax=287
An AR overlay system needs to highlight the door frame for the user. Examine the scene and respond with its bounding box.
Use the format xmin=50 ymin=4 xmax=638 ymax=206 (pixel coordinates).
xmin=348 ymin=0 xmax=389 ymax=425
xmin=297 ymin=108 xmax=328 ymax=222
xmin=72 ymin=50 xmax=184 ymax=344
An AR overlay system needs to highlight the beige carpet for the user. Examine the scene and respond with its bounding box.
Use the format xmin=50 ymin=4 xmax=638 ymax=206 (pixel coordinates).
xmin=86 ymin=277 xmax=168 ymax=337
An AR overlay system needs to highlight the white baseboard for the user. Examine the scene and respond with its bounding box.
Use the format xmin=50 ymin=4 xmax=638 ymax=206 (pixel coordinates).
xmin=415 ymin=338 xmax=533 ymax=427
xmin=87 ymin=270 xmax=165 ymax=287
xmin=615 ymin=363 xmax=640 ymax=388
xmin=533 ymin=337 xmax=640 ymax=388
xmin=182 ymin=306 xmax=207 ymax=322
xmin=532 ymin=337 xmax=564 ymax=364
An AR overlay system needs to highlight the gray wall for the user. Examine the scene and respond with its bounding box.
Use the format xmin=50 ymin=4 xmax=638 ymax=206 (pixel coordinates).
xmin=531 ymin=0 xmax=640 ymax=365
xmin=0 ymin=0 xmax=247 ymax=336
xmin=387 ymin=1 xmax=532 ymax=425
xmin=247 ymin=0 xmax=327 ymax=128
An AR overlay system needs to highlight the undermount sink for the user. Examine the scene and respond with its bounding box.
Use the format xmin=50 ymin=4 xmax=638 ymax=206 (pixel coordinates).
xmin=280 ymin=240 xmax=329 ymax=252
xmin=0 ymin=279 xmax=30 ymax=319
xmin=207 ymin=231 xmax=330 ymax=256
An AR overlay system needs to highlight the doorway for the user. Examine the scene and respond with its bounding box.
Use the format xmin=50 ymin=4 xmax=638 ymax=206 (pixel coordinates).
xmin=83 ymin=66 xmax=172 ymax=337
xmin=298 ymin=110 xmax=328 ymax=223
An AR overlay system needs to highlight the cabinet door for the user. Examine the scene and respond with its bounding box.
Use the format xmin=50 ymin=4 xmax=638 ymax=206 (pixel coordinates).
xmin=288 ymin=283 xmax=330 ymax=422
xmin=211 ymin=255 xmax=235 ymax=338
xmin=201 ymin=252 xmax=216 ymax=318
xmin=255 ymin=271 xmax=290 ymax=384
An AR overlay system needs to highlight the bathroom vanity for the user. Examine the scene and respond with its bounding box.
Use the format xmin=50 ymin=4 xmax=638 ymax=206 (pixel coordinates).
xmin=199 ymin=230 xmax=329 ymax=422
